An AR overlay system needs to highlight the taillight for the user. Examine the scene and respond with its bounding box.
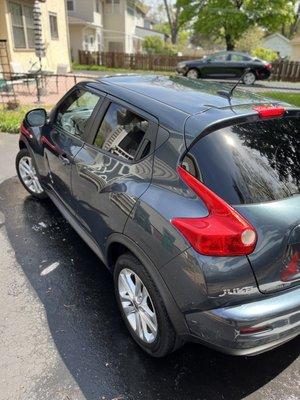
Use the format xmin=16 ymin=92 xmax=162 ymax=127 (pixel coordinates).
xmin=265 ymin=63 xmax=272 ymax=70
xmin=171 ymin=166 xmax=257 ymax=256
xmin=253 ymin=105 xmax=285 ymax=119
xmin=281 ymin=249 xmax=300 ymax=282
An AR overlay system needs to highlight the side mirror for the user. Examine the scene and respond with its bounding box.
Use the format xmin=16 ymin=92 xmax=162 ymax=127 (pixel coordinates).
xmin=25 ymin=108 xmax=47 ymax=127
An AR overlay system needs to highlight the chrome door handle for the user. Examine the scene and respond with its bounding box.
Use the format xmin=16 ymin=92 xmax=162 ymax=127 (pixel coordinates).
xmin=59 ymin=154 xmax=70 ymax=166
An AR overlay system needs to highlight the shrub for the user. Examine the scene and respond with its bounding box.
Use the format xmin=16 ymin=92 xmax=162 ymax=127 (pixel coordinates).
xmin=142 ymin=36 xmax=176 ymax=55
xmin=252 ymin=47 xmax=278 ymax=62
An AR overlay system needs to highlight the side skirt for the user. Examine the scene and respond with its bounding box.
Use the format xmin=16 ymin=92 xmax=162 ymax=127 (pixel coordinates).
xmin=46 ymin=190 xmax=107 ymax=266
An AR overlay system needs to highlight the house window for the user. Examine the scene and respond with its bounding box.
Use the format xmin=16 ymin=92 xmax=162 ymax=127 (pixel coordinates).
xmin=84 ymin=35 xmax=89 ymax=50
xmin=10 ymin=2 xmax=35 ymax=49
xmin=67 ymin=0 xmax=75 ymax=12
xmin=105 ymin=0 xmax=120 ymax=14
xmin=127 ymin=0 xmax=135 ymax=16
xmin=49 ymin=13 xmax=59 ymax=39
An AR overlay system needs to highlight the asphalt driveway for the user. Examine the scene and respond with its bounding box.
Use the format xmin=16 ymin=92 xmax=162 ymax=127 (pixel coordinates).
xmin=0 ymin=133 xmax=299 ymax=400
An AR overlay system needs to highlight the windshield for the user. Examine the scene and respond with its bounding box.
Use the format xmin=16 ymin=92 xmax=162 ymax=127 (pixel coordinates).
xmin=188 ymin=117 xmax=300 ymax=205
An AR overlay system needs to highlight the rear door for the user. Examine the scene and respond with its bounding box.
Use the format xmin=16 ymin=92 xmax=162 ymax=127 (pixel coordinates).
xmin=42 ymin=86 xmax=103 ymax=212
xmin=71 ymin=95 xmax=158 ymax=250
xmin=227 ymin=53 xmax=251 ymax=77
xmin=187 ymin=115 xmax=300 ymax=293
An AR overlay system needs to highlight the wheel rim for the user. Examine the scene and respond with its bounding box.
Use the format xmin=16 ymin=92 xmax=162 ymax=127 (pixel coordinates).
xmin=243 ymin=72 xmax=255 ymax=85
xmin=18 ymin=156 xmax=43 ymax=194
xmin=187 ymin=69 xmax=198 ymax=79
xmin=118 ymin=268 xmax=158 ymax=344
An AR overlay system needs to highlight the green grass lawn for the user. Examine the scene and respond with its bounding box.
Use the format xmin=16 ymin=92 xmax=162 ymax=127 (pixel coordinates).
xmin=0 ymin=105 xmax=52 ymax=134
xmin=72 ymin=63 xmax=172 ymax=75
xmin=260 ymin=92 xmax=300 ymax=107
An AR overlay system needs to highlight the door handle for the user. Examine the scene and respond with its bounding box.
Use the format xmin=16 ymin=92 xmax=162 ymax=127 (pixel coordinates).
xmin=59 ymin=154 xmax=70 ymax=166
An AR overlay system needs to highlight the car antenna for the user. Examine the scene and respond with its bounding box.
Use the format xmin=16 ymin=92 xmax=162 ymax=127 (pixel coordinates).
xmin=217 ymin=68 xmax=251 ymax=101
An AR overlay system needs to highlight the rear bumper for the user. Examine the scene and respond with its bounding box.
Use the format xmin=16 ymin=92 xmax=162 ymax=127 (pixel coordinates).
xmin=186 ymin=287 xmax=300 ymax=355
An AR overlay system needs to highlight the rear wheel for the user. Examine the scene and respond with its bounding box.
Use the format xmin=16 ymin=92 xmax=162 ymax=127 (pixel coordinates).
xmin=114 ymin=253 xmax=179 ymax=357
xmin=243 ymin=71 xmax=256 ymax=85
xmin=16 ymin=148 xmax=47 ymax=199
xmin=186 ymin=68 xmax=200 ymax=79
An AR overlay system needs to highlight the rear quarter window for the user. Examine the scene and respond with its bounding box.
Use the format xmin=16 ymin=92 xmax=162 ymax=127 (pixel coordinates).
xmin=188 ymin=117 xmax=300 ymax=204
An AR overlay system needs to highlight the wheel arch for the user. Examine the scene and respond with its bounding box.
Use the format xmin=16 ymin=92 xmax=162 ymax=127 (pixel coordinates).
xmin=106 ymin=233 xmax=189 ymax=337
xmin=19 ymin=137 xmax=28 ymax=150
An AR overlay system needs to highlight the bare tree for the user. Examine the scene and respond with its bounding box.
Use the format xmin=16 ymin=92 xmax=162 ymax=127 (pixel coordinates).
xmin=163 ymin=0 xmax=181 ymax=44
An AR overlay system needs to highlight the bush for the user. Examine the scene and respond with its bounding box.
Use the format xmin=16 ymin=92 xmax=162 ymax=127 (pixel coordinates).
xmin=252 ymin=47 xmax=278 ymax=62
xmin=142 ymin=36 xmax=176 ymax=55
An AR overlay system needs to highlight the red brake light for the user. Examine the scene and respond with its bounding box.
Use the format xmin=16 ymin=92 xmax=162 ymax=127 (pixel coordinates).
xmin=240 ymin=326 xmax=270 ymax=335
xmin=254 ymin=105 xmax=285 ymax=119
xmin=281 ymin=251 xmax=300 ymax=282
xmin=171 ymin=166 xmax=257 ymax=256
xmin=265 ymin=63 xmax=272 ymax=70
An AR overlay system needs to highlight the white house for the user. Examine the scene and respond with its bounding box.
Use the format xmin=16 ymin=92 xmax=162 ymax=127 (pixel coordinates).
xmin=67 ymin=0 xmax=164 ymax=62
xmin=262 ymin=33 xmax=292 ymax=58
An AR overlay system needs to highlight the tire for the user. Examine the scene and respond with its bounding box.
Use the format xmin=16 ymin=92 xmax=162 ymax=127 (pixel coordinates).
xmin=114 ymin=252 xmax=179 ymax=357
xmin=242 ymin=71 xmax=256 ymax=85
xmin=16 ymin=148 xmax=48 ymax=199
xmin=186 ymin=68 xmax=200 ymax=79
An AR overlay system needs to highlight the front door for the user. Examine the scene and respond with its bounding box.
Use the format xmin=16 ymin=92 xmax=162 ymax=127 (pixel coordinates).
xmin=72 ymin=96 xmax=158 ymax=251
xmin=42 ymin=85 xmax=103 ymax=212
xmin=202 ymin=52 xmax=231 ymax=78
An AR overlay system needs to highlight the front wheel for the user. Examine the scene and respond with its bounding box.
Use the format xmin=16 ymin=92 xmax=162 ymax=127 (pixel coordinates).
xmin=114 ymin=253 xmax=180 ymax=357
xmin=186 ymin=68 xmax=200 ymax=79
xmin=16 ymin=148 xmax=47 ymax=199
xmin=242 ymin=71 xmax=256 ymax=85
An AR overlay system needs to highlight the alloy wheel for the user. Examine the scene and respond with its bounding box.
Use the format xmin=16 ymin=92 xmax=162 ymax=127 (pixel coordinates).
xmin=187 ymin=69 xmax=199 ymax=79
xmin=118 ymin=268 xmax=158 ymax=344
xmin=243 ymin=72 xmax=256 ymax=85
xmin=18 ymin=156 xmax=44 ymax=194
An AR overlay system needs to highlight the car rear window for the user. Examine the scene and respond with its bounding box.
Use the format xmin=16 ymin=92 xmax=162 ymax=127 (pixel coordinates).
xmin=188 ymin=117 xmax=300 ymax=204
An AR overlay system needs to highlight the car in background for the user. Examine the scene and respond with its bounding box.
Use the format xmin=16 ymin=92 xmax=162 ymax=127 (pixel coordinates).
xmin=176 ymin=51 xmax=272 ymax=85
xmin=16 ymin=75 xmax=299 ymax=357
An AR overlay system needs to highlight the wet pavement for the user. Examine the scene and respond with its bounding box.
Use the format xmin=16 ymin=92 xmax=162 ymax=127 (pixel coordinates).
xmin=0 ymin=137 xmax=299 ymax=400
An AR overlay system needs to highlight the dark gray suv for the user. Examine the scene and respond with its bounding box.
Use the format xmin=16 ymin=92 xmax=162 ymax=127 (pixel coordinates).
xmin=16 ymin=75 xmax=300 ymax=357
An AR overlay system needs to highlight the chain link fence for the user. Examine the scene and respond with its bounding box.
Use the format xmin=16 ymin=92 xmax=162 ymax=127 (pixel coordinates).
xmin=0 ymin=73 xmax=97 ymax=107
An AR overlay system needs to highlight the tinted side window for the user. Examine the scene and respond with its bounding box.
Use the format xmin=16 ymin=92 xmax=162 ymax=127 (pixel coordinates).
xmin=230 ymin=54 xmax=250 ymax=62
xmin=189 ymin=118 xmax=300 ymax=204
xmin=55 ymin=89 xmax=100 ymax=138
xmin=94 ymin=102 xmax=149 ymax=161
xmin=211 ymin=53 xmax=227 ymax=61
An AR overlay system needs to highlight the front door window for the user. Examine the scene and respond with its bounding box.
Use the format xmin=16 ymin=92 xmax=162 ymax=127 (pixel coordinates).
xmin=54 ymin=89 xmax=100 ymax=139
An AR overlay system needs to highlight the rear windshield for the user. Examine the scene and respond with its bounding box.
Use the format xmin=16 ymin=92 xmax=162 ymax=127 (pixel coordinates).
xmin=188 ymin=117 xmax=300 ymax=204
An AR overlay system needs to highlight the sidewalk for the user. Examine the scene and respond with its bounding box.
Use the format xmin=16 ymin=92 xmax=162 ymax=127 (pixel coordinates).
xmin=0 ymin=133 xmax=18 ymax=183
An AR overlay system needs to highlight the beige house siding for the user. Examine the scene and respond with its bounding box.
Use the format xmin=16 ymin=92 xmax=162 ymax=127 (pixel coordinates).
xmin=103 ymin=0 xmax=126 ymax=52
xmin=0 ymin=0 xmax=71 ymax=73
xmin=68 ymin=0 xmax=103 ymax=62
xmin=69 ymin=24 xmax=83 ymax=62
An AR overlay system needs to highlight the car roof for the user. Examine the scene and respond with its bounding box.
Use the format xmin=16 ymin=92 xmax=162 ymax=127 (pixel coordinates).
xmin=213 ymin=50 xmax=251 ymax=57
xmin=88 ymin=75 xmax=285 ymax=130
